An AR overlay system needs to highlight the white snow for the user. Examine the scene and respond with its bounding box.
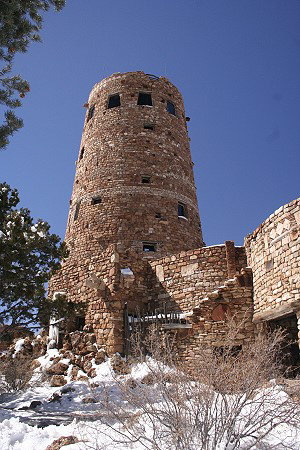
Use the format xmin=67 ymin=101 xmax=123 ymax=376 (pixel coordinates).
xmin=13 ymin=339 xmax=25 ymax=356
xmin=0 ymin=353 xmax=299 ymax=450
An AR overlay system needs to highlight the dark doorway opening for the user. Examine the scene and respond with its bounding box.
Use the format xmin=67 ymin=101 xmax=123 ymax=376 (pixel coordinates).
xmin=268 ymin=314 xmax=300 ymax=377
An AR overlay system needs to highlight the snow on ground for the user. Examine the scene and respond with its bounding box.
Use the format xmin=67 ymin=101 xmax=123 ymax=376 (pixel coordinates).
xmin=0 ymin=351 xmax=299 ymax=450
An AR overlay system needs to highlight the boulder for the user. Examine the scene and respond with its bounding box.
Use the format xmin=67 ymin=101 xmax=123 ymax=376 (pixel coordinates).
xmin=94 ymin=349 xmax=106 ymax=365
xmin=29 ymin=400 xmax=42 ymax=409
xmin=45 ymin=435 xmax=78 ymax=450
xmin=50 ymin=375 xmax=67 ymax=387
xmin=46 ymin=362 xmax=69 ymax=375
xmin=82 ymin=395 xmax=97 ymax=403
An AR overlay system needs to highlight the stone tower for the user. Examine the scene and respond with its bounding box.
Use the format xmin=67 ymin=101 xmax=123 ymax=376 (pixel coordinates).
xmin=50 ymin=71 xmax=204 ymax=353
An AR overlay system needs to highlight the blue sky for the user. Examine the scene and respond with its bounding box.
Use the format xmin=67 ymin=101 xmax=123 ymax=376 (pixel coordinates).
xmin=1 ymin=0 xmax=299 ymax=246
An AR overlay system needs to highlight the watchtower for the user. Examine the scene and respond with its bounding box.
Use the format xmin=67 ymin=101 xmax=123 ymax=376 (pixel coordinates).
xmin=50 ymin=71 xmax=204 ymax=353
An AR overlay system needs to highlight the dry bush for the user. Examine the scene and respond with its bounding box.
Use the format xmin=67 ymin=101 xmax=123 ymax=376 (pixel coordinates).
xmin=0 ymin=355 xmax=34 ymax=393
xmin=85 ymin=321 xmax=300 ymax=450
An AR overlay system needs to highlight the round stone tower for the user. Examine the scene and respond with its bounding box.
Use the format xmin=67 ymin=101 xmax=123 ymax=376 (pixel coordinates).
xmin=66 ymin=71 xmax=203 ymax=259
xmin=50 ymin=71 xmax=204 ymax=353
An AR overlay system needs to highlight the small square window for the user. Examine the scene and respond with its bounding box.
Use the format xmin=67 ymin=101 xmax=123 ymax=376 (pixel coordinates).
xmin=144 ymin=123 xmax=154 ymax=130
xmin=108 ymin=94 xmax=121 ymax=109
xmin=141 ymin=176 xmax=151 ymax=184
xmin=155 ymin=212 xmax=161 ymax=219
xmin=92 ymin=196 xmax=102 ymax=205
xmin=87 ymin=105 xmax=95 ymax=122
xmin=265 ymin=259 xmax=274 ymax=271
xmin=178 ymin=202 xmax=187 ymax=218
xmin=138 ymin=93 xmax=153 ymax=106
xmin=143 ymin=242 xmax=157 ymax=252
xmin=167 ymin=101 xmax=176 ymax=116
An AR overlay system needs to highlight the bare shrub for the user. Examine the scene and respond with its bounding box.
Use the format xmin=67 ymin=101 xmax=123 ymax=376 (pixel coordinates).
xmin=85 ymin=321 xmax=300 ymax=450
xmin=0 ymin=355 xmax=34 ymax=393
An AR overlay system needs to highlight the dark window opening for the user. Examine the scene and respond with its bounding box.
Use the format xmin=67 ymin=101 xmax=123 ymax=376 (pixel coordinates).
xmin=144 ymin=123 xmax=154 ymax=130
xmin=167 ymin=101 xmax=176 ymax=116
xmin=142 ymin=176 xmax=151 ymax=184
xmin=108 ymin=94 xmax=121 ymax=109
xmin=92 ymin=196 xmax=102 ymax=205
xmin=79 ymin=147 xmax=85 ymax=160
xmin=74 ymin=201 xmax=81 ymax=221
xmin=178 ymin=202 xmax=187 ymax=218
xmin=87 ymin=105 xmax=95 ymax=122
xmin=265 ymin=259 xmax=274 ymax=271
xmin=138 ymin=92 xmax=152 ymax=106
xmin=76 ymin=316 xmax=85 ymax=331
xmin=143 ymin=242 xmax=157 ymax=252
xmin=155 ymin=212 xmax=161 ymax=219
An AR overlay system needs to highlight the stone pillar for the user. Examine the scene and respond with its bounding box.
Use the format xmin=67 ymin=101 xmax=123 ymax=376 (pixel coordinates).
xmin=225 ymin=241 xmax=236 ymax=278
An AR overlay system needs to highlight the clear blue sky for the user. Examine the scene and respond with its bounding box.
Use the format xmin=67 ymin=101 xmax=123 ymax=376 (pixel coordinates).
xmin=1 ymin=0 xmax=299 ymax=246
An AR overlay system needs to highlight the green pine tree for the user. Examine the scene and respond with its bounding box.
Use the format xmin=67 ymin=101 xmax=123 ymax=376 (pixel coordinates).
xmin=0 ymin=0 xmax=65 ymax=149
xmin=0 ymin=182 xmax=69 ymax=328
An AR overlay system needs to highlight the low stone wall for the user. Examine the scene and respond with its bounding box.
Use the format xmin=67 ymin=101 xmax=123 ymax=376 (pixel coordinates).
xmin=245 ymin=198 xmax=300 ymax=322
xmin=150 ymin=242 xmax=247 ymax=312
xmin=173 ymin=270 xmax=254 ymax=367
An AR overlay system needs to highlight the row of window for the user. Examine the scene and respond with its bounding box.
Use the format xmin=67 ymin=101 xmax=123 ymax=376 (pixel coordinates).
xmin=73 ymin=201 xmax=187 ymax=221
xmin=87 ymin=93 xmax=176 ymax=122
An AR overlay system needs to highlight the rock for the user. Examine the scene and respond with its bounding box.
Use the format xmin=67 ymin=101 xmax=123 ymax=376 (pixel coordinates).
xmin=125 ymin=377 xmax=138 ymax=389
xmin=61 ymin=385 xmax=76 ymax=394
xmin=29 ymin=400 xmax=42 ymax=409
xmin=48 ymin=392 xmax=62 ymax=403
xmin=83 ymin=324 xmax=93 ymax=332
xmin=77 ymin=374 xmax=88 ymax=382
xmin=82 ymin=395 xmax=97 ymax=404
xmin=45 ymin=435 xmax=78 ymax=450
xmin=50 ymin=375 xmax=67 ymax=387
xmin=94 ymin=349 xmax=106 ymax=365
xmin=69 ymin=366 xmax=79 ymax=381
xmin=111 ymin=353 xmax=130 ymax=374
xmin=30 ymin=359 xmax=41 ymax=370
xmin=140 ymin=373 xmax=155 ymax=385
xmin=87 ymin=367 xmax=96 ymax=378
xmin=46 ymin=362 xmax=69 ymax=375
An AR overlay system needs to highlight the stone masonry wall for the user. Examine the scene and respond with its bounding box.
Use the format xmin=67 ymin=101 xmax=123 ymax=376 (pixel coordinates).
xmin=173 ymin=270 xmax=254 ymax=367
xmin=150 ymin=242 xmax=247 ymax=312
xmin=245 ymin=197 xmax=300 ymax=322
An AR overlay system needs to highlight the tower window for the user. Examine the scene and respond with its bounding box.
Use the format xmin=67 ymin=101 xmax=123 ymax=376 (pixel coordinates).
xmin=141 ymin=176 xmax=151 ymax=184
xmin=87 ymin=105 xmax=95 ymax=122
xmin=155 ymin=212 xmax=161 ymax=219
xmin=76 ymin=316 xmax=85 ymax=331
xmin=138 ymin=93 xmax=153 ymax=106
xmin=74 ymin=201 xmax=81 ymax=221
xmin=79 ymin=147 xmax=85 ymax=160
xmin=144 ymin=123 xmax=154 ymax=130
xmin=143 ymin=242 xmax=157 ymax=252
xmin=108 ymin=94 xmax=121 ymax=109
xmin=167 ymin=101 xmax=176 ymax=116
xmin=91 ymin=196 xmax=102 ymax=205
xmin=178 ymin=202 xmax=187 ymax=218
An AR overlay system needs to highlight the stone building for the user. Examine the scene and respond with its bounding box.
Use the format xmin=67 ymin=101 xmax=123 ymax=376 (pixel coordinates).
xmin=49 ymin=71 xmax=300 ymax=366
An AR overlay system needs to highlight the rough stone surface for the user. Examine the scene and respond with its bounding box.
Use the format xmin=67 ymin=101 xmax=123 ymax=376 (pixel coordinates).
xmin=46 ymin=436 xmax=78 ymax=450
xmin=50 ymin=375 xmax=67 ymax=387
